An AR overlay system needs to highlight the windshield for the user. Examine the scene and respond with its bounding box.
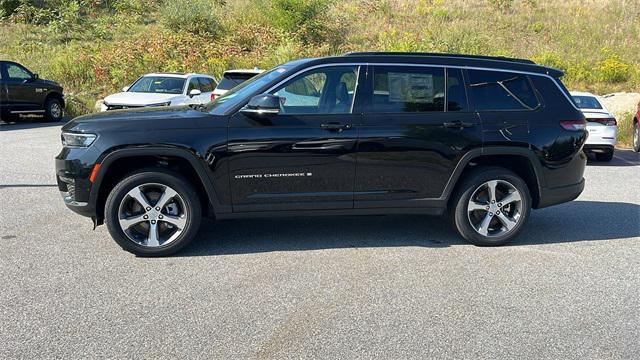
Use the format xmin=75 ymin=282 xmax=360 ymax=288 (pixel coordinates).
xmin=128 ymin=76 xmax=186 ymax=94
xmin=217 ymin=73 xmax=260 ymax=91
xmin=208 ymin=66 xmax=292 ymax=114
xmin=572 ymin=95 xmax=603 ymax=109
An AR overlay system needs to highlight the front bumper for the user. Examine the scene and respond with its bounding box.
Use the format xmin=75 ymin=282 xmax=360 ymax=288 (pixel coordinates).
xmin=55 ymin=146 xmax=101 ymax=218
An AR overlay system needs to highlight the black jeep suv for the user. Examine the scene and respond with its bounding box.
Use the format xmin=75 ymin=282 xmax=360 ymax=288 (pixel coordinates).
xmin=0 ymin=61 xmax=65 ymax=122
xmin=56 ymin=53 xmax=588 ymax=256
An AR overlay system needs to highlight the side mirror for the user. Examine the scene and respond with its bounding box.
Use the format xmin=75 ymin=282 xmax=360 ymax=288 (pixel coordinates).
xmin=32 ymin=73 xmax=39 ymax=80
xmin=240 ymin=94 xmax=281 ymax=116
xmin=189 ymin=89 xmax=202 ymax=98
xmin=122 ymin=86 xmax=130 ymax=92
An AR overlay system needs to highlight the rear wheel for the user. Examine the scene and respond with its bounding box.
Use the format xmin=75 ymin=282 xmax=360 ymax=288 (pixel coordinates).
xmin=44 ymin=97 xmax=63 ymax=121
xmin=450 ymin=167 xmax=531 ymax=246
xmin=105 ymin=169 xmax=202 ymax=256
xmin=595 ymin=151 xmax=614 ymax=162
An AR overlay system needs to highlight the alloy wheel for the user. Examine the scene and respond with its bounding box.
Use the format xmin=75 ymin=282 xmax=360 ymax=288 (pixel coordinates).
xmin=117 ymin=183 xmax=188 ymax=247
xmin=467 ymin=180 xmax=523 ymax=237
xmin=50 ymin=102 xmax=62 ymax=119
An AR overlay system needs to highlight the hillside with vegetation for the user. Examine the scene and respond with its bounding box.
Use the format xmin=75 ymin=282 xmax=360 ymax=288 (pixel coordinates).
xmin=1 ymin=0 xmax=638 ymax=139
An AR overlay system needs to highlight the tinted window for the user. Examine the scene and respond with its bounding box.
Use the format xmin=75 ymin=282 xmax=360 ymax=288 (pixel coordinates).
xmin=6 ymin=63 xmax=32 ymax=81
xmin=129 ymin=76 xmax=186 ymax=94
xmin=198 ymin=78 xmax=214 ymax=92
xmin=187 ymin=78 xmax=201 ymax=93
xmin=468 ymin=70 xmax=539 ymax=111
xmin=371 ymin=66 xmax=445 ymax=112
xmin=447 ymin=68 xmax=467 ymax=112
xmin=572 ymin=95 xmax=603 ymax=109
xmin=217 ymin=73 xmax=259 ymax=90
xmin=272 ymin=66 xmax=358 ymax=114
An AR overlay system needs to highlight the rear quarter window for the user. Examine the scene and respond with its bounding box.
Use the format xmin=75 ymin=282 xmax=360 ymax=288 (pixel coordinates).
xmin=468 ymin=70 xmax=539 ymax=111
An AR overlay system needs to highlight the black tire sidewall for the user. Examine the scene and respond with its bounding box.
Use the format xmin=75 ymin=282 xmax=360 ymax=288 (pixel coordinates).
xmin=633 ymin=122 xmax=640 ymax=152
xmin=104 ymin=169 xmax=202 ymax=256
xmin=44 ymin=98 xmax=63 ymax=122
xmin=452 ymin=167 xmax=531 ymax=246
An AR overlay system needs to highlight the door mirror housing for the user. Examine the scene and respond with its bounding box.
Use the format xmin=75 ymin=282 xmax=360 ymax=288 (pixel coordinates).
xmin=189 ymin=89 xmax=202 ymax=98
xmin=32 ymin=73 xmax=39 ymax=80
xmin=241 ymin=94 xmax=281 ymax=116
xmin=122 ymin=86 xmax=130 ymax=92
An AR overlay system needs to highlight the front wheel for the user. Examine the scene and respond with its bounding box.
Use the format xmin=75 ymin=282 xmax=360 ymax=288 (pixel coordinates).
xmin=44 ymin=97 xmax=63 ymax=122
xmin=450 ymin=167 xmax=531 ymax=246
xmin=105 ymin=169 xmax=202 ymax=256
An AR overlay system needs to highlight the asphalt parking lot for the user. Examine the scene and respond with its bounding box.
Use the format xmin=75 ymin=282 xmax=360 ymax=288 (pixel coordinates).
xmin=1 ymin=120 xmax=639 ymax=359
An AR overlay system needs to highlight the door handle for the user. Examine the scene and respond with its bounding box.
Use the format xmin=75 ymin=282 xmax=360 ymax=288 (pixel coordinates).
xmin=320 ymin=123 xmax=352 ymax=132
xmin=443 ymin=121 xmax=474 ymax=129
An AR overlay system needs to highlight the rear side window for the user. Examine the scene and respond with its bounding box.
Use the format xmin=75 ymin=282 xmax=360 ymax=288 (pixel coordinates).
xmin=371 ymin=66 xmax=445 ymax=113
xmin=468 ymin=70 xmax=539 ymax=111
xmin=198 ymin=77 xmax=216 ymax=92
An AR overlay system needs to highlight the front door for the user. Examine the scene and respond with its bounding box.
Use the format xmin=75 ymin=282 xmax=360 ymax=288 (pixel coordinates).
xmin=4 ymin=62 xmax=41 ymax=113
xmin=228 ymin=65 xmax=364 ymax=212
xmin=355 ymin=66 xmax=482 ymax=208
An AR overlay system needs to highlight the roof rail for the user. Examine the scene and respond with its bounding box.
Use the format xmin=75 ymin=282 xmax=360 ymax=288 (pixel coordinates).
xmin=342 ymin=52 xmax=536 ymax=65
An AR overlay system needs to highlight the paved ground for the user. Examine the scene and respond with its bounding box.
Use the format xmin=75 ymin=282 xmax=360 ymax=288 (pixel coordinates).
xmin=1 ymin=120 xmax=639 ymax=359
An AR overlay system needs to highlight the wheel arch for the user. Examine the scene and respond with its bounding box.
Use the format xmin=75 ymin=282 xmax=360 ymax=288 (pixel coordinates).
xmin=444 ymin=147 xmax=544 ymax=209
xmin=45 ymin=91 xmax=65 ymax=108
xmin=90 ymin=147 xmax=222 ymax=225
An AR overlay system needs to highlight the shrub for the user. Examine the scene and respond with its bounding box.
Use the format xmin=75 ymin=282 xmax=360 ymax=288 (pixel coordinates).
xmin=269 ymin=0 xmax=333 ymax=44
xmin=595 ymin=51 xmax=632 ymax=83
xmin=160 ymin=0 xmax=223 ymax=37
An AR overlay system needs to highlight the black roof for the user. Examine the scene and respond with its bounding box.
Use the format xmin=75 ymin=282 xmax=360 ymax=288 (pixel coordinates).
xmin=288 ymin=52 xmax=564 ymax=77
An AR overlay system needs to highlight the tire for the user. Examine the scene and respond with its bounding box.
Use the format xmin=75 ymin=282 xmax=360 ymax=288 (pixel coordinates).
xmin=449 ymin=167 xmax=531 ymax=246
xmin=595 ymin=151 xmax=614 ymax=162
xmin=633 ymin=120 xmax=639 ymax=152
xmin=105 ymin=168 xmax=202 ymax=256
xmin=44 ymin=97 xmax=63 ymax=122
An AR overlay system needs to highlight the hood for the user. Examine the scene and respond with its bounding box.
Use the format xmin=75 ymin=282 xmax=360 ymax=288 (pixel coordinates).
xmin=103 ymin=92 xmax=181 ymax=106
xmin=62 ymin=105 xmax=224 ymax=134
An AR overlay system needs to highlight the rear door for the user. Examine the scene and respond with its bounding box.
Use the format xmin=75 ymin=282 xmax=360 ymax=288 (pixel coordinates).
xmin=355 ymin=65 xmax=481 ymax=208
xmin=466 ymin=69 xmax=540 ymax=148
xmin=227 ymin=65 xmax=364 ymax=212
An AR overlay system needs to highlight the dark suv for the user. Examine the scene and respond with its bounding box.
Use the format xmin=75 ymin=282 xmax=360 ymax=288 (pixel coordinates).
xmin=0 ymin=61 xmax=65 ymax=122
xmin=56 ymin=53 xmax=588 ymax=256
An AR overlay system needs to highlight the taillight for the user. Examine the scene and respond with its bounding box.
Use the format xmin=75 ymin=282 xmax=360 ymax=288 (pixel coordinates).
xmin=560 ymin=120 xmax=587 ymax=131
xmin=211 ymin=93 xmax=217 ymax=101
xmin=587 ymin=118 xmax=617 ymax=126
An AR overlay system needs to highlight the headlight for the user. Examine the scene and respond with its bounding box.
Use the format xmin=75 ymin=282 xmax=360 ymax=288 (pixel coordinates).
xmin=61 ymin=132 xmax=97 ymax=148
xmin=146 ymin=101 xmax=171 ymax=107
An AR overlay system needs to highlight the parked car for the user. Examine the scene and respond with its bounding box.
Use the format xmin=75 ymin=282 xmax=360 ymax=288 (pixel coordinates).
xmin=634 ymin=100 xmax=640 ymax=152
xmin=570 ymin=91 xmax=617 ymax=161
xmin=212 ymin=69 xmax=263 ymax=100
xmin=0 ymin=60 xmax=64 ymax=122
xmin=101 ymin=73 xmax=217 ymax=111
xmin=56 ymin=52 xmax=588 ymax=256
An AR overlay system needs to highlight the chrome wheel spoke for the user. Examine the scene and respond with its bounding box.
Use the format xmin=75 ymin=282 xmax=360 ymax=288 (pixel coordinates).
xmin=147 ymin=222 xmax=160 ymax=247
xmin=127 ymin=187 xmax=153 ymax=209
xmin=496 ymin=212 xmax=517 ymax=231
xmin=486 ymin=180 xmax=498 ymax=203
xmin=155 ymin=187 xmax=178 ymax=210
xmin=162 ymin=215 xmax=186 ymax=230
xmin=477 ymin=212 xmax=494 ymax=236
xmin=499 ymin=191 xmax=521 ymax=206
xmin=468 ymin=200 xmax=488 ymax=212
xmin=119 ymin=214 xmax=147 ymax=230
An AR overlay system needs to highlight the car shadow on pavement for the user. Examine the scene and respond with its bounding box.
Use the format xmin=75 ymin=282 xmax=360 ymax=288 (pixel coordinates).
xmin=180 ymin=200 xmax=640 ymax=257
xmin=587 ymin=149 xmax=639 ymax=167
xmin=0 ymin=117 xmax=68 ymax=131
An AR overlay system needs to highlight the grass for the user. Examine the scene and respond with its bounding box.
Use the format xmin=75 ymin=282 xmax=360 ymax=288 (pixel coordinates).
xmin=0 ymin=0 xmax=638 ymax=141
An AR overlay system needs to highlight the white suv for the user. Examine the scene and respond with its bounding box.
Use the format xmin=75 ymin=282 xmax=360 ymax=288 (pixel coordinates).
xmin=101 ymin=73 xmax=217 ymax=111
xmin=571 ymin=91 xmax=617 ymax=162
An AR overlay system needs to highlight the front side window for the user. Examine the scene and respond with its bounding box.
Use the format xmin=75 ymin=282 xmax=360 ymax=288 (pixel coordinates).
xmin=128 ymin=76 xmax=186 ymax=95
xmin=272 ymin=66 xmax=358 ymax=114
xmin=371 ymin=66 xmax=445 ymax=113
xmin=187 ymin=78 xmax=201 ymax=93
xmin=468 ymin=70 xmax=539 ymax=111
xmin=6 ymin=63 xmax=32 ymax=81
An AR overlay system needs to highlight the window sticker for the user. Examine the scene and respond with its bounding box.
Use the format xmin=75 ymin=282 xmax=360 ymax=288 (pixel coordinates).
xmin=388 ymin=73 xmax=434 ymax=103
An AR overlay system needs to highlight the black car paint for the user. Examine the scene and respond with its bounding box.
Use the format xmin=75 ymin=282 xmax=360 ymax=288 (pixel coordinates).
xmin=56 ymin=54 xmax=587 ymax=225
xmin=0 ymin=61 xmax=64 ymax=120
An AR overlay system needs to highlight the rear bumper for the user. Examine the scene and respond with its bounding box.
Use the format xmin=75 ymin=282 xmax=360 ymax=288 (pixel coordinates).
xmin=537 ymin=178 xmax=585 ymax=209
xmin=583 ymin=144 xmax=614 ymax=154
